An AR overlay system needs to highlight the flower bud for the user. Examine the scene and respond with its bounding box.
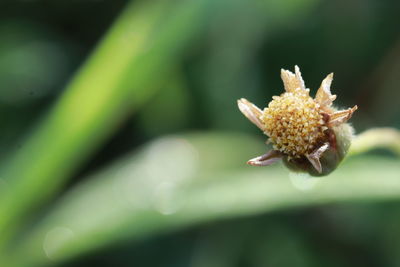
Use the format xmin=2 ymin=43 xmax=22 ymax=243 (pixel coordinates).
xmin=238 ymin=66 xmax=357 ymax=177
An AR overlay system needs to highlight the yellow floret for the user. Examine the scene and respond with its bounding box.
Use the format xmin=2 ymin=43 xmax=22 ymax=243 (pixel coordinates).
xmin=261 ymin=90 xmax=324 ymax=157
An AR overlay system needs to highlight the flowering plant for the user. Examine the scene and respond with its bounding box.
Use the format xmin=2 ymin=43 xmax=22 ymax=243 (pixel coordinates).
xmin=238 ymin=66 xmax=357 ymax=176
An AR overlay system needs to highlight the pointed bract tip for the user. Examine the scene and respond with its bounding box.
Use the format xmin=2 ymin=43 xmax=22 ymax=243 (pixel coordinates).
xmin=306 ymin=154 xmax=322 ymax=173
xmin=247 ymin=150 xmax=282 ymax=166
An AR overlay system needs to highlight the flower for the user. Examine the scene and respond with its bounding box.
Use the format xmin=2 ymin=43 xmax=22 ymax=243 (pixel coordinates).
xmin=238 ymin=66 xmax=357 ymax=176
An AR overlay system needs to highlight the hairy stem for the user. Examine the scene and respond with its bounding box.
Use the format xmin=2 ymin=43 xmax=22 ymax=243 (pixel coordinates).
xmin=350 ymin=128 xmax=400 ymax=157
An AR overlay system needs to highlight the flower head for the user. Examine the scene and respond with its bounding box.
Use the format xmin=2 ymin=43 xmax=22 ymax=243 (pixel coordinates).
xmin=238 ymin=66 xmax=357 ymax=176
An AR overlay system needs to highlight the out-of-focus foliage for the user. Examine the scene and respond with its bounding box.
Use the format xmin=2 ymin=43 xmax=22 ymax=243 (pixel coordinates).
xmin=0 ymin=0 xmax=399 ymax=267
xmin=11 ymin=133 xmax=400 ymax=267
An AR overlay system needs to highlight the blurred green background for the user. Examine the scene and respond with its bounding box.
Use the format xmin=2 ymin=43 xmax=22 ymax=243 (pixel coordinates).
xmin=0 ymin=0 xmax=399 ymax=266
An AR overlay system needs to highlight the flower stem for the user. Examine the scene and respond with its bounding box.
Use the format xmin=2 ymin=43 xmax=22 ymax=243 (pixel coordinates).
xmin=349 ymin=128 xmax=400 ymax=157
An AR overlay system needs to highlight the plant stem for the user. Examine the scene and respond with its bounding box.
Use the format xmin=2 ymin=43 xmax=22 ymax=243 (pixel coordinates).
xmin=349 ymin=128 xmax=400 ymax=156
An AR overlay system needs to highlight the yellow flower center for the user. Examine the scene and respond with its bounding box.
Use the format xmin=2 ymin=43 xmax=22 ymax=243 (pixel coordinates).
xmin=261 ymin=90 xmax=325 ymax=157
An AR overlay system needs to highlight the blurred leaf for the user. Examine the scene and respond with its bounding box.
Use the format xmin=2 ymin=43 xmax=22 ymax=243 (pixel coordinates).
xmin=137 ymin=71 xmax=191 ymax=137
xmin=11 ymin=132 xmax=400 ymax=267
xmin=0 ymin=0 xmax=211 ymax=253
